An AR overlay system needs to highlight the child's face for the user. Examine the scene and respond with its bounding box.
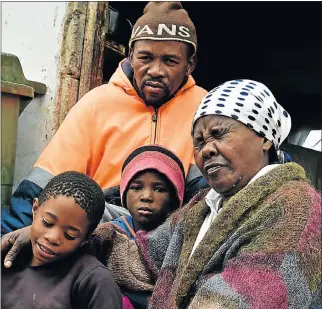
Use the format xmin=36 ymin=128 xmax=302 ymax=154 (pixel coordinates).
xmin=126 ymin=171 xmax=173 ymax=231
xmin=30 ymin=196 xmax=89 ymax=267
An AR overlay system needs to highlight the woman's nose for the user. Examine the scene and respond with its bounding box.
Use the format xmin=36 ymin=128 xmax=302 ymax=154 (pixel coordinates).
xmin=201 ymin=141 xmax=219 ymax=159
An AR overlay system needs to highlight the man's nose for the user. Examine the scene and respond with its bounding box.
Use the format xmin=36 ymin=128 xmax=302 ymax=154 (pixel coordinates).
xmin=147 ymin=60 xmax=165 ymax=78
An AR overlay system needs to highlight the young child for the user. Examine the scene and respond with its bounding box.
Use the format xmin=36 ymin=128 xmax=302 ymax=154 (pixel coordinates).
xmin=112 ymin=145 xmax=185 ymax=240
xmin=1 ymin=171 xmax=122 ymax=309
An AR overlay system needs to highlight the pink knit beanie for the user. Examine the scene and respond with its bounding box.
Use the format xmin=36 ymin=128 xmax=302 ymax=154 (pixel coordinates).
xmin=120 ymin=145 xmax=186 ymax=208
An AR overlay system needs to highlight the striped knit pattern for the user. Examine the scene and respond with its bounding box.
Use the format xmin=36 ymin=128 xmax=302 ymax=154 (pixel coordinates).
xmin=90 ymin=162 xmax=321 ymax=309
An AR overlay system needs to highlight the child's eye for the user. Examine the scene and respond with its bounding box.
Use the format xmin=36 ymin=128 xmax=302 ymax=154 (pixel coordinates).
xmin=42 ymin=218 xmax=53 ymax=227
xmin=130 ymin=185 xmax=142 ymax=191
xmin=155 ymin=187 xmax=167 ymax=193
xmin=64 ymin=233 xmax=77 ymax=241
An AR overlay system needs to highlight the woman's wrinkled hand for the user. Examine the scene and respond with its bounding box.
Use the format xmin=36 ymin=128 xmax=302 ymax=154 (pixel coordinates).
xmin=1 ymin=226 xmax=32 ymax=268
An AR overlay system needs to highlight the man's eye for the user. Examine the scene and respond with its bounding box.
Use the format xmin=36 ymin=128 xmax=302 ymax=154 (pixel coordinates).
xmin=138 ymin=56 xmax=151 ymax=61
xmin=42 ymin=218 xmax=53 ymax=227
xmin=64 ymin=233 xmax=77 ymax=241
xmin=165 ymin=59 xmax=178 ymax=65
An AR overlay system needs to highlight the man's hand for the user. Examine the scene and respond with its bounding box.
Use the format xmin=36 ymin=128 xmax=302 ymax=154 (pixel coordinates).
xmin=1 ymin=226 xmax=32 ymax=268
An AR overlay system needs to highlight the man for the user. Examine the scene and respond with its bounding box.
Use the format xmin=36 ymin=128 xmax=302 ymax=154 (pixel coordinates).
xmin=1 ymin=1 xmax=208 ymax=235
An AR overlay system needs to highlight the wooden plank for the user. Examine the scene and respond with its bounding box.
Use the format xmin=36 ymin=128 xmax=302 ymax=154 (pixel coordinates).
xmin=78 ymin=2 xmax=109 ymax=99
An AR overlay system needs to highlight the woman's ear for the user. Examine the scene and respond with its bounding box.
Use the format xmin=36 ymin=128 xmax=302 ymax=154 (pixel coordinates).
xmin=262 ymin=138 xmax=273 ymax=151
xmin=32 ymin=198 xmax=39 ymax=218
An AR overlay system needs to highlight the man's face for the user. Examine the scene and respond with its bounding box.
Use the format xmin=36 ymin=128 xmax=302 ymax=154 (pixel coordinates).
xmin=130 ymin=40 xmax=196 ymax=107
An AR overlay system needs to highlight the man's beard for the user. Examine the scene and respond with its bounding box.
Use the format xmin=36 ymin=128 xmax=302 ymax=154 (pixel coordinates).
xmin=133 ymin=77 xmax=171 ymax=107
xmin=139 ymin=86 xmax=171 ymax=107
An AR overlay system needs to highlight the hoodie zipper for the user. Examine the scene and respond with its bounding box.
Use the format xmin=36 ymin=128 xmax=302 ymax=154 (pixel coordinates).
xmin=152 ymin=108 xmax=158 ymax=144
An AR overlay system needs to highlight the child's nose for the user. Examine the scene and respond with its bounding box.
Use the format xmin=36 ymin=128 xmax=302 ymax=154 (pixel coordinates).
xmin=140 ymin=189 xmax=153 ymax=202
xmin=44 ymin=229 xmax=61 ymax=246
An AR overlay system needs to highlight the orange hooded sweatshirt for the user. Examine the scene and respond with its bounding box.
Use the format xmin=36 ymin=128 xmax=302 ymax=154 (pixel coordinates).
xmin=32 ymin=59 xmax=207 ymax=190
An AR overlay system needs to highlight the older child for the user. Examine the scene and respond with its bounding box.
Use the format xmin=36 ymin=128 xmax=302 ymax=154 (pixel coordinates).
xmin=112 ymin=145 xmax=185 ymax=240
xmin=1 ymin=171 xmax=122 ymax=309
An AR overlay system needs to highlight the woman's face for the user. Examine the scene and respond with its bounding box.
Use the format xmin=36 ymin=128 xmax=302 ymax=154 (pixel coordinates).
xmin=192 ymin=115 xmax=271 ymax=196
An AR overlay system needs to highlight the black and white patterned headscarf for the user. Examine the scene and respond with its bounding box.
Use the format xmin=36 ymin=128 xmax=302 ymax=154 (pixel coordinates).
xmin=192 ymin=79 xmax=292 ymax=154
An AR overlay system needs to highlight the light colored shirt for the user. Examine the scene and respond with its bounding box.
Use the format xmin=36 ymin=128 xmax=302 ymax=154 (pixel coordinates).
xmin=189 ymin=164 xmax=279 ymax=259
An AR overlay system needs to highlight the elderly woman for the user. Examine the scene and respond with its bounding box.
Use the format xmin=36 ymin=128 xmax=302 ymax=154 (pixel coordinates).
xmin=2 ymin=80 xmax=321 ymax=309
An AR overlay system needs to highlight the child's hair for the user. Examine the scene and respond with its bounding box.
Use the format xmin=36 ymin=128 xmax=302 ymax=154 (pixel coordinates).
xmin=38 ymin=171 xmax=105 ymax=234
xmin=120 ymin=145 xmax=186 ymax=209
